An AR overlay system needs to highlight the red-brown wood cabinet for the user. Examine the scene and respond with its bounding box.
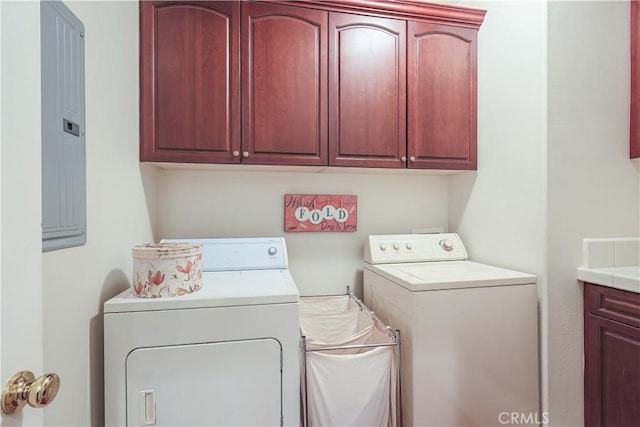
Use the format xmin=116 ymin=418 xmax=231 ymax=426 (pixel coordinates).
xmin=140 ymin=1 xmax=240 ymax=163
xmin=328 ymin=13 xmax=406 ymax=168
xmin=140 ymin=0 xmax=485 ymax=169
xmin=408 ymin=22 xmax=478 ymax=170
xmin=584 ymin=283 xmax=640 ymax=427
xmin=242 ymin=2 xmax=327 ymax=166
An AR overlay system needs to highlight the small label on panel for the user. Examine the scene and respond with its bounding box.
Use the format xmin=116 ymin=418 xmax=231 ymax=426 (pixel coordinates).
xmin=63 ymin=118 xmax=80 ymax=136
xmin=284 ymin=194 xmax=357 ymax=232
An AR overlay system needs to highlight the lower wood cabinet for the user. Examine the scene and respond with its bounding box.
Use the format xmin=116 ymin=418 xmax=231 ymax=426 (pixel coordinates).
xmin=584 ymin=283 xmax=640 ymax=427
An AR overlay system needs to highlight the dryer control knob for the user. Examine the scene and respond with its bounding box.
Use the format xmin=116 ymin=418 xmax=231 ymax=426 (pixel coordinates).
xmin=439 ymin=239 xmax=453 ymax=251
xmin=268 ymin=247 xmax=277 ymax=256
xmin=379 ymin=243 xmax=387 ymax=251
xmin=406 ymin=242 xmax=413 ymax=250
xmin=393 ymin=243 xmax=400 ymax=251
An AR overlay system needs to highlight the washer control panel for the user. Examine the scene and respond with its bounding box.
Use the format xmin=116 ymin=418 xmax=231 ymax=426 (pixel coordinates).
xmin=364 ymin=233 xmax=468 ymax=264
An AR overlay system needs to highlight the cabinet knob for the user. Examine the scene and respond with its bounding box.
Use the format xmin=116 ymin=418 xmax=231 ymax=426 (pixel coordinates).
xmin=1 ymin=371 xmax=60 ymax=414
xmin=232 ymin=151 xmax=240 ymax=157
xmin=242 ymin=151 xmax=249 ymax=158
xmin=401 ymin=156 xmax=407 ymax=162
xmin=410 ymin=156 xmax=416 ymax=162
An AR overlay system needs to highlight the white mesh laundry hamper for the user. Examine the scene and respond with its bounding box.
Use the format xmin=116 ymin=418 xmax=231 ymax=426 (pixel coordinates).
xmin=300 ymin=290 xmax=402 ymax=427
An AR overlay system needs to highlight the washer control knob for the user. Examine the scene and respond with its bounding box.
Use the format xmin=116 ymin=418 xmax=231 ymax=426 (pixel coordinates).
xmin=379 ymin=243 xmax=387 ymax=251
xmin=406 ymin=242 xmax=413 ymax=250
xmin=268 ymin=247 xmax=277 ymax=256
xmin=393 ymin=243 xmax=400 ymax=251
xmin=439 ymin=239 xmax=453 ymax=251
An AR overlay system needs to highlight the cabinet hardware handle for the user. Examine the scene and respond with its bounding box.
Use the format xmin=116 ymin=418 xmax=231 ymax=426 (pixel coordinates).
xmin=401 ymin=156 xmax=407 ymax=162
xmin=410 ymin=156 xmax=416 ymax=162
xmin=1 ymin=371 xmax=60 ymax=414
xmin=232 ymin=151 xmax=240 ymax=157
xmin=242 ymin=151 xmax=249 ymax=158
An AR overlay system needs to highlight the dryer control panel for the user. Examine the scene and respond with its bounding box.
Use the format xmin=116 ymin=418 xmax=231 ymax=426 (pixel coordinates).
xmin=364 ymin=233 xmax=468 ymax=264
xmin=163 ymin=237 xmax=288 ymax=271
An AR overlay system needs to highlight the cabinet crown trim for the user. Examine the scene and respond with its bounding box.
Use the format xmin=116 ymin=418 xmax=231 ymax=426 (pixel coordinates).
xmin=260 ymin=0 xmax=486 ymax=28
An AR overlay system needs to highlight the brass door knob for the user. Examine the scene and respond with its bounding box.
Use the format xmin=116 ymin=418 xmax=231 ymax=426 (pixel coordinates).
xmin=1 ymin=371 xmax=60 ymax=414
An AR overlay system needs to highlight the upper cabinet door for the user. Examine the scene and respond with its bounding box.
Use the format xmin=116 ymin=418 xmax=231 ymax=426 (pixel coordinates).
xmin=140 ymin=1 xmax=240 ymax=163
xmin=242 ymin=2 xmax=328 ymax=166
xmin=408 ymin=22 xmax=477 ymax=170
xmin=329 ymin=13 xmax=406 ymax=168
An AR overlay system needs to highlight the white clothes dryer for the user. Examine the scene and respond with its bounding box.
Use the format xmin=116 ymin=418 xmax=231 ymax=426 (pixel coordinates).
xmin=363 ymin=233 xmax=539 ymax=427
xmin=104 ymin=237 xmax=300 ymax=427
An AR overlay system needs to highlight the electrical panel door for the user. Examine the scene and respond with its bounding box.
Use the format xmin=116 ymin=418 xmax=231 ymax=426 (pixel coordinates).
xmin=41 ymin=0 xmax=86 ymax=251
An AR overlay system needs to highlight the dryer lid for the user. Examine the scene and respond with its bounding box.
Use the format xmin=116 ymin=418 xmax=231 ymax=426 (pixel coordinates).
xmin=104 ymin=269 xmax=299 ymax=313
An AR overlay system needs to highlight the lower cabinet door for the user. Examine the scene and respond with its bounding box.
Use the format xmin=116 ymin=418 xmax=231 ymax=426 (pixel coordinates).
xmin=126 ymin=339 xmax=282 ymax=426
xmin=585 ymin=314 xmax=640 ymax=427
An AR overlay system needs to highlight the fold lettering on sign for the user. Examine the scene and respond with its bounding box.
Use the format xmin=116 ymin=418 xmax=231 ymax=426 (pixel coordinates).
xmin=284 ymin=194 xmax=357 ymax=232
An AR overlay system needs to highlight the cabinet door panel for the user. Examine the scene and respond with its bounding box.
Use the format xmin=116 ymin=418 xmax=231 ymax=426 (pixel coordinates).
xmin=329 ymin=13 xmax=406 ymax=168
xmin=242 ymin=3 xmax=327 ymax=166
xmin=585 ymin=314 xmax=640 ymax=427
xmin=140 ymin=1 xmax=240 ymax=163
xmin=408 ymin=22 xmax=477 ymax=170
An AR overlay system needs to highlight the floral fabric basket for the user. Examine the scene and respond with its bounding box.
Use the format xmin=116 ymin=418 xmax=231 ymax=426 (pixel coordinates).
xmin=132 ymin=242 xmax=202 ymax=298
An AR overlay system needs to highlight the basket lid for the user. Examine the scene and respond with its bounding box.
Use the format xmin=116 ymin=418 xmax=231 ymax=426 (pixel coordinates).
xmin=132 ymin=242 xmax=202 ymax=259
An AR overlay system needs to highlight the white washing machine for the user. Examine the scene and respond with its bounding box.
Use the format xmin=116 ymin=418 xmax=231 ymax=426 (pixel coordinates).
xmin=104 ymin=237 xmax=300 ymax=427
xmin=363 ymin=233 xmax=539 ymax=427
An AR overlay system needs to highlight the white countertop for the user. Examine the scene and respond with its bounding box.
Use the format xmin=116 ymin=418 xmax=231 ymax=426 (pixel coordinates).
xmin=577 ymin=266 xmax=640 ymax=294
xmin=578 ymin=238 xmax=640 ymax=294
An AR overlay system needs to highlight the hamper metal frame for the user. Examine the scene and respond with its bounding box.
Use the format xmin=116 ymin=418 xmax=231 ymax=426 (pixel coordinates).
xmin=300 ymin=286 xmax=403 ymax=427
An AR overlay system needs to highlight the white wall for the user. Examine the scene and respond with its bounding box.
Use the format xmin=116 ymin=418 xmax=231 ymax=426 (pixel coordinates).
xmin=0 ymin=0 xmax=3 ymax=415
xmin=449 ymin=2 xmax=548 ymax=419
xmin=157 ymin=168 xmax=449 ymax=296
xmin=547 ymin=1 xmax=638 ymax=426
xmin=0 ymin=1 xmax=44 ymax=425
xmin=450 ymin=0 xmax=548 ymax=285
xmin=450 ymin=1 xmax=640 ymax=426
xmin=41 ymin=1 xmax=155 ymax=426
xmin=1 ymin=1 xmax=634 ymax=426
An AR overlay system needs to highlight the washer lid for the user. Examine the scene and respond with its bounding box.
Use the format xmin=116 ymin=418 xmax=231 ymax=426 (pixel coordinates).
xmin=365 ymin=260 xmax=536 ymax=291
xmin=104 ymin=269 xmax=299 ymax=313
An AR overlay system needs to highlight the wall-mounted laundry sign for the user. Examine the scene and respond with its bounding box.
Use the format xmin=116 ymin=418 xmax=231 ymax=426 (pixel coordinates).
xmin=284 ymin=194 xmax=357 ymax=232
